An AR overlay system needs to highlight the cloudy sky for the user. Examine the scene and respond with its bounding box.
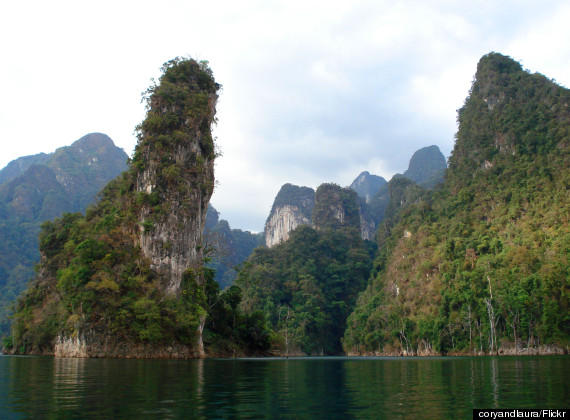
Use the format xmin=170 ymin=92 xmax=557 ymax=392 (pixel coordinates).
xmin=1 ymin=0 xmax=569 ymax=232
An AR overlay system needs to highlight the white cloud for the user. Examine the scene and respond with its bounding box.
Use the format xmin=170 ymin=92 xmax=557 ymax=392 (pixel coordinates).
xmin=1 ymin=0 xmax=569 ymax=232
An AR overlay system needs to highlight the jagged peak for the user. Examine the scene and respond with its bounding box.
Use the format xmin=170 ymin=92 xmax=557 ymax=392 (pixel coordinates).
xmin=265 ymin=183 xmax=315 ymax=247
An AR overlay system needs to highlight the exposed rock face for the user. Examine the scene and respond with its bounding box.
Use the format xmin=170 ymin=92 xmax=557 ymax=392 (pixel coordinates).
xmin=349 ymin=171 xmax=387 ymax=202
xmin=265 ymin=183 xmax=369 ymax=244
xmin=312 ymin=183 xmax=360 ymax=231
xmin=134 ymin=60 xmax=220 ymax=294
xmin=6 ymin=58 xmax=221 ymax=359
xmin=349 ymin=172 xmax=388 ymax=239
xmin=265 ymin=204 xmax=312 ymax=247
xmin=54 ymin=332 xmax=201 ymax=358
xmin=357 ymin=199 xmax=376 ymax=240
xmin=264 ymin=184 xmax=315 ymax=248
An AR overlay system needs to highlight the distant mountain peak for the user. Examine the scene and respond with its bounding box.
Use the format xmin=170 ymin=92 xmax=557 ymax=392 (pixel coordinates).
xmin=401 ymin=145 xmax=447 ymax=188
xmin=71 ymin=133 xmax=119 ymax=152
xmin=349 ymin=171 xmax=387 ymax=202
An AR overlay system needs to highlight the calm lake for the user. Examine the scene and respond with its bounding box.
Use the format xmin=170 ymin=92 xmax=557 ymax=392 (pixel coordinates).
xmin=0 ymin=355 xmax=568 ymax=419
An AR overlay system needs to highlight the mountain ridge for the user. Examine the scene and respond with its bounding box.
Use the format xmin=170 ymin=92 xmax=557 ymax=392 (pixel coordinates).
xmin=0 ymin=133 xmax=128 ymax=334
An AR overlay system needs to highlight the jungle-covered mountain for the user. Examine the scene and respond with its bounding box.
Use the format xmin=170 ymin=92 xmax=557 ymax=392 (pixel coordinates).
xmin=0 ymin=133 xmax=128 ymax=333
xmin=344 ymin=52 xmax=569 ymax=355
xmin=4 ymin=58 xmax=265 ymax=357
xmin=236 ymin=183 xmax=375 ymax=355
xmin=204 ymin=204 xmax=264 ymax=289
xmin=235 ymin=52 xmax=568 ymax=356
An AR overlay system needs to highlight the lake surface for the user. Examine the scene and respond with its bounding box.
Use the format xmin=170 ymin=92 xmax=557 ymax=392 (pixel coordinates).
xmin=0 ymin=355 xmax=568 ymax=419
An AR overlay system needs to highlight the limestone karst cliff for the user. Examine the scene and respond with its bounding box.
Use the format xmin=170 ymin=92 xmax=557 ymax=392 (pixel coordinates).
xmin=133 ymin=59 xmax=219 ymax=294
xmin=264 ymin=147 xmax=446 ymax=248
xmin=264 ymin=184 xmax=315 ymax=247
xmin=264 ymin=182 xmax=366 ymax=245
xmin=6 ymin=58 xmax=221 ymax=358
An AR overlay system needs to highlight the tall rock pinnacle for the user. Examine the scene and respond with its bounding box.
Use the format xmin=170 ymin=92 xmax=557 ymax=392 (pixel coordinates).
xmin=133 ymin=58 xmax=221 ymax=294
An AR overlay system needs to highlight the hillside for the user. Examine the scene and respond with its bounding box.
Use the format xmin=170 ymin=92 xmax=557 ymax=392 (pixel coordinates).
xmin=343 ymin=53 xmax=569 ymax=356
xmin=0 ymin=133 xmax=128 ymax=333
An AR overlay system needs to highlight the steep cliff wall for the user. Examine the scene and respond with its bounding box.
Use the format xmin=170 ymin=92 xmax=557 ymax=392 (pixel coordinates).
xmin=357 ymin=200 xmax=377 ymax=240
xmin=264 ymin=184 xmax=315 ymax=247
xmin=134 ymin=59 xmax=219 ymax=294
xmin=265 ymin=204 xmax=312 ymax=247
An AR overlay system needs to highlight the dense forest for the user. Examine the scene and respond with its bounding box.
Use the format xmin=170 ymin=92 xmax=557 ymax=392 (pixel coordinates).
xmin=234 ymin=53 xmax=568 ymax=356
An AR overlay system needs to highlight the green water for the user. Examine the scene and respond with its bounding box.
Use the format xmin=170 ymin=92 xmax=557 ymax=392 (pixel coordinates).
xmin=0 ymin=355 xmax=568 ymax=419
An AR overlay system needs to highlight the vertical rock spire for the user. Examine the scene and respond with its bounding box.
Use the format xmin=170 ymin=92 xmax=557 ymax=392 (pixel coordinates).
xmin=133 ymin=58 xmax=221 ymax=293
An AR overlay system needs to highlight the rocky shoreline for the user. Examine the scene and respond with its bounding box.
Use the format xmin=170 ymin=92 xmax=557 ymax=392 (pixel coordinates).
xmin=346 ymin=344 xmax=568 ymax=357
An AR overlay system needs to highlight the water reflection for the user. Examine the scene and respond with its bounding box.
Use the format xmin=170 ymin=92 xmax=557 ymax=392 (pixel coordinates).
xmin=0 ymin=355 xmax=568 ymax=419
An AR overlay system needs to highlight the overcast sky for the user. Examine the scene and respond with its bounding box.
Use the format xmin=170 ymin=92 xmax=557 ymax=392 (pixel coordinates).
xmin=1 ymin=0 xmax=569 ymax=232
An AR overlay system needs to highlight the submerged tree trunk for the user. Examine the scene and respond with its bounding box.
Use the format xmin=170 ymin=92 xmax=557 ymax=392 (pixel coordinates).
xmin=197 ymin=315 xmax=206 ymax=358
xmin=485 ymin=276 xmax=498 ymax=354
